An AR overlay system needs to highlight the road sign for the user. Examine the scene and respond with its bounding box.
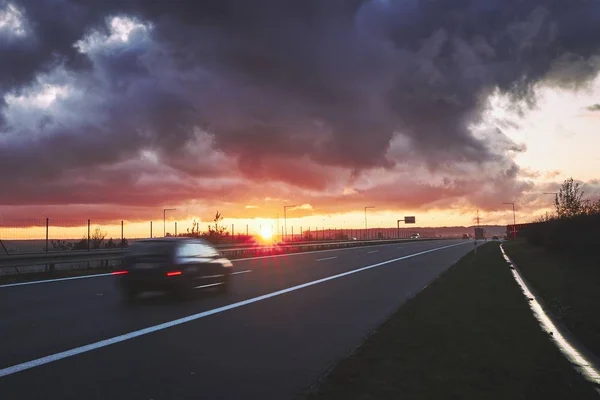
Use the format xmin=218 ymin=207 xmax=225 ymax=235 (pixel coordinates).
xmin=404 ymin=216 xmax=416 ymax=224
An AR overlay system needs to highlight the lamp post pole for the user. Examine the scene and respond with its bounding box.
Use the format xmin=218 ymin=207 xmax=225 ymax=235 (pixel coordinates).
xmin=284 ymin=205 xmax=296 ymax=242
xmin=163 ymin=208 xmax=176 ymax=237
xmin=364 ymin=206 xmax=374 ymax=240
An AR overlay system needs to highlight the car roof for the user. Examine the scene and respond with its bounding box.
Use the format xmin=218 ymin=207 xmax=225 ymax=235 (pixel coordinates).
xmin=134 ymin=237 xmax=212 ymax=246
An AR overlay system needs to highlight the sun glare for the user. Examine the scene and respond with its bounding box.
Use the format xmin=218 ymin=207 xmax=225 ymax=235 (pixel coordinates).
xmin=260 ymin=225 xmax=273 ymax=241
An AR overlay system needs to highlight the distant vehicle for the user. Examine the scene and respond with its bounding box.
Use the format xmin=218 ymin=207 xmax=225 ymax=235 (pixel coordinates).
xmin=492 ymin=235 xmax=499 ymax=240
xmin=462 ymin=234 xmax=470 ymax=239
xmin=410 ymin=233 xmax=420 ymax=239
xmin=352 ymin=237 xmax=358 ymax=241
xmin=115 ymin=238 xmax=233 ymax=301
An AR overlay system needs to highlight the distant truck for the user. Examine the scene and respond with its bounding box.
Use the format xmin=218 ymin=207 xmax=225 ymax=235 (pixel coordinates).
xmin=474 ymin=227 xmax=485 ymax=240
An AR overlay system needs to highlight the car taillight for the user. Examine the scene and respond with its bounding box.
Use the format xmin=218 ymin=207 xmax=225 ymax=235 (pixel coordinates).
xmin=112 ymin=270 xmax=129 ymax=275
xmin=166 ymin=271 xmax=182 ymax=277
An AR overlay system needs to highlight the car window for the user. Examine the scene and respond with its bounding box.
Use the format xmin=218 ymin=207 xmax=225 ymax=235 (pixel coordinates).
xmin=175 ymin=241 xmax=219 ymax=258
xmin=193 ymin=242 xmax=219 ymax=257
xmin=176 ymin=242 xmax=197 ymax=258
xmin=128 ymin=241 xmax=174 ymax=256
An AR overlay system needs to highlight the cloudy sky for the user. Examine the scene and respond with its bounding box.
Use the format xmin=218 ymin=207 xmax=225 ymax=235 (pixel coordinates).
xmin=1 ymin=0 xmax=600 ymax=234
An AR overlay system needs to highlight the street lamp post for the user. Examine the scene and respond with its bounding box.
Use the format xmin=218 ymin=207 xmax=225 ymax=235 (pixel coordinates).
xmin=364 ymin=206 xmax=374 ymax=240
xmin=283 ymin=205 xmax=296 ymax=242
xmin=163 ymin=208 xmax=176 ymax=237
xmin=502 ymin=202 xmax=516 ymax=240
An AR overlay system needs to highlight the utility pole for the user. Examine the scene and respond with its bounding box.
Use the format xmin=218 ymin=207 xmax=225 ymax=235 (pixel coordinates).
xmin=474 ymin=210 xmax=481 ymax=227
xmin=163 ymin=208 xmax=176 ymax=237
xmin=503 ymin=202 xmax=516 ymax=240
xmin=283 ymin=205 xmax=296 ymax=242
xmin=364 ymin=206 xmax=374 ymax=240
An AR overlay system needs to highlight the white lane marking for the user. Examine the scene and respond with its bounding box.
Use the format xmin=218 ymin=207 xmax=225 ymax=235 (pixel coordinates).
xmin=0 ymin=240 xmax=454 ymax=288
xmin=0 ymin=241 xmax=467 ymax=378
xmin=199 ymin=274 xmax=225 ymax=279
xmin=230 ymin=270 xmax=252 ymax=276
xmin=367 ymin=250 xmax=379 ymax=254
xmin=231 ymin=240 xmax=445 ymax=262
xmin=500 ymin=245 xmax=600 ymax=388
xmin=0 ymin=273 xmax=113 ymax=288
xmin=193 ymin=283 xmax=223 ymax=289
xmin=315 ymin=256 xmax=338 ymax=262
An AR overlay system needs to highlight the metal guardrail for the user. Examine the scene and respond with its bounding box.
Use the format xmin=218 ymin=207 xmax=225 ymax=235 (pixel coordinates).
xmin=0 ymin=238 xmax=441 ymax=270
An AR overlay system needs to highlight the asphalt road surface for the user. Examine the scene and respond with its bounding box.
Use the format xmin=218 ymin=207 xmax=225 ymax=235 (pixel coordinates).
xmin=0 ymin=239 xmax=478 ymax=399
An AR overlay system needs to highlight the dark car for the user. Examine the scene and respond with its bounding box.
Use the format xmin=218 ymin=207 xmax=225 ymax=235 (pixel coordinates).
xmin=462 ymin=234 xmax=470 ymax=239
xmin=492 ymin=235 xmax=499 ymax=240
xmin=115 ymin=238 xmax=233 ymax=301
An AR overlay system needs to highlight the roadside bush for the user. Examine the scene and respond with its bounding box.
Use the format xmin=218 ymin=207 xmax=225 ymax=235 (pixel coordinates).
xmin=521 ymin=214 xmax=600 ymax=257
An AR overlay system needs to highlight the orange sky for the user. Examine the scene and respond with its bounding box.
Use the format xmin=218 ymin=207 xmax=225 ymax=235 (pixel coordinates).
xmin=2 ymin=6 xmax=600 ymax=239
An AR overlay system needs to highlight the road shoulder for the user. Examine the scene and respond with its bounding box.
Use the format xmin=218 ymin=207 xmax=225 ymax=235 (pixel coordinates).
xmin=302 ymin=243 xmax=597 ymax=399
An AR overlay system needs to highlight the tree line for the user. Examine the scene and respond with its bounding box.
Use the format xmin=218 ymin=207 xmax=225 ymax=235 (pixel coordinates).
xmin=522 ymin=178 xmax=600 ymax=256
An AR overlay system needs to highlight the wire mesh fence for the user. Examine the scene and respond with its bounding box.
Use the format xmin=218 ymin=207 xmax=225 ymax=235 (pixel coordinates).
xmin=0 ymin=217 xmax=441 ymax=255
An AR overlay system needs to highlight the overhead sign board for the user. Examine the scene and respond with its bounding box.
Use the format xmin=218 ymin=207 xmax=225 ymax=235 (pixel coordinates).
xmin=404 ymin=216 xmax=416 ymax=224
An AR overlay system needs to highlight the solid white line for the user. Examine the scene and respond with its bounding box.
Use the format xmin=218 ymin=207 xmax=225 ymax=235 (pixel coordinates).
xmin=367 ymin=250 xmax=379 ymax=254
xmin=315 ymin=256 xmax=338 ymax=262
xmin=0 ymin=273 xmax=113 ymax=288
xmin=231 ymin=240 xmax=443 ymax=262
xmin=500 ymin=245 xmax=600 ymax=387
xmin=230 ymin=270 xmax=252 ymax=276
xmin=0 ymin=241 xmax=467 ymax=379
xmin=193 ymin=282 xmax=223 ymax=289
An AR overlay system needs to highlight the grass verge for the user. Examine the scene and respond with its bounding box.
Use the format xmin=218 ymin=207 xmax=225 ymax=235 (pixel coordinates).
xmin=503 ymin=240 xmax=600 ymax=358
xmin=303 ymin=243 xmax=597 ymax=399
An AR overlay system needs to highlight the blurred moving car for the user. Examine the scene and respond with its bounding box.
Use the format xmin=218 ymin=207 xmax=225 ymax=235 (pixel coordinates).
xmin=115 ymin=238 xmax=233 ymax=301
xmin=462 ymin=234 xmax=470 ymax=239
xmin=410 ymin=233 xmax=420 ymax=239
xmin=492 ymin=235 xmax=499 ymax=240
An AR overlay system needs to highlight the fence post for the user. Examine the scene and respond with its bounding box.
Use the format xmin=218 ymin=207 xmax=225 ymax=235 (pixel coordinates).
xmin=232 ymin=224 xmax=234 ymax=244
xmin=45 ymin=217 xmax=49 ymax=253
xmin=150 ymin=221 xmax=153 ymax=238
xmin=246 ymin=224 xmax=248 ymax=237
xmin=292 ymin=226 xmax=294 ymax=242
xmin=175 ymin=222 xmax=178 ymax=236
xmin=121 ymin=220 xmax=124 ymax=248
xmin=87 ymin=219 xmax=90 ymax=251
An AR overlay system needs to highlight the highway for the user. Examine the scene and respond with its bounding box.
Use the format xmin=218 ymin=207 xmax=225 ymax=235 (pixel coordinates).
xmin=0 ymin=239 xmax=476 ymax=399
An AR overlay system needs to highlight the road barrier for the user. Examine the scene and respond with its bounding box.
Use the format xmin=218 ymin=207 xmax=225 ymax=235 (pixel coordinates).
xmin=0 ymin=238 xmax=443 ymax=275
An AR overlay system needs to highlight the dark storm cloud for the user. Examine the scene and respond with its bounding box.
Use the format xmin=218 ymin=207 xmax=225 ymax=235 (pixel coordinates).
xmin=587 ymin=104 xmax=600 ymax=111
xmin=1 ymin=0 xmax=600 ymax=206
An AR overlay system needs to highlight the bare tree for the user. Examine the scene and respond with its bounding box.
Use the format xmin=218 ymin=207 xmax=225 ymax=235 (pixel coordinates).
xmin=186 ymin=220 xmax=202 ymax=237
xmin=208 ymin=211 xmax=227 ymax=237
xmin=554 ymin=178 xmax=585 ymax=219
xmin=91 ymin=227 xmax=107 ymax=249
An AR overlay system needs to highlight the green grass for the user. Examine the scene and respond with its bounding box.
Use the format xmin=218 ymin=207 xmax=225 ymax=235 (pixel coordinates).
xmin=503 ymin=240 xmax=600 ymax=358
xmin=303 ymin=243 xmax=597 ymax=400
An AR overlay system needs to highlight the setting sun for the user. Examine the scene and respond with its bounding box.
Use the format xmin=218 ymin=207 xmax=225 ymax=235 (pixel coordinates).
xmin=260 ymin=225 xmax=273 ymax=241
